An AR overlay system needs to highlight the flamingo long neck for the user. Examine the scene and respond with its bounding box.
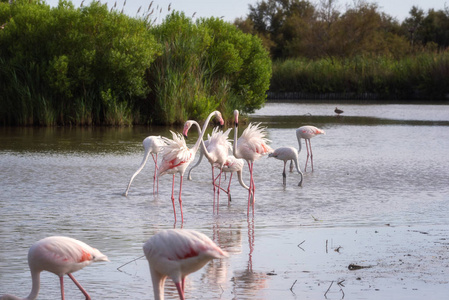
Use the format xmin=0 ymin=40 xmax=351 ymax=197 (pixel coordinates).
xmin=191 ymin=120 xmax=214 ymax=163
xmin=191 ymin=112 xmax=217 ymax=155
xmin=150 ymin=269 xmax=166 ymax=300
xmin=233 ymin=118 xmax=239 ymax=158
xmin=292 ymin=158 xmax=304 ymax=187
xmin=236 ymin=170 xmax=249 ymax=190
xmin=296 ymin=132 xmax=302 ymax=154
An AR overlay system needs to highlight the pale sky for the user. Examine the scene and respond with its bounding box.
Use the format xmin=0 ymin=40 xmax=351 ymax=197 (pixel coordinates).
xmin=45 ymin=0 xmax=447 ymax=23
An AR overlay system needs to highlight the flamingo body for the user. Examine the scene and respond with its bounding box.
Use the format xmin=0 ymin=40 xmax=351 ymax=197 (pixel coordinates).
xmin=0 ymin=236 xmax=108 ymax=300
xmin=124 ymin=136 xmax=165 ymax=196
xmin=143 ymin=229 xmax=227 ymax=300
xmin=296 ymin=125 xmax=325 ymax=172
xmin=157 ymin=111 xmax=224 ymax=223
xmin=233 ymin=110 xmax=273 ymax=214
xmin=268 ymin=146 xmax=303 ymax=186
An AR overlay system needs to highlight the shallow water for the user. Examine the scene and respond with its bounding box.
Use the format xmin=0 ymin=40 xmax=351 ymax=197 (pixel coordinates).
xmin=1 ymin=102 xmax=449 ymax=299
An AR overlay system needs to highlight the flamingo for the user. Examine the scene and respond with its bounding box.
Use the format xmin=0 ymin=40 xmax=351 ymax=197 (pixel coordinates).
xmin=296 ymin=125 xmax=325 ymax=172
xmin=334 ymin=107 xmax=344 ymax=116
xmin=123 ymin=136 xmax=165 ymax=196
xmin=0 ymin=236 xmax=109 ymax=300
xmin=143 ymin=229 xmax=228 ymax=300
xmin=268 ymin=146 xmax=304 ymax=186
xmin=157 ymin=111 xmax=224 ymax=223
xmin=232 ymin=110 xmax=273 ymax=214
xmin=184 ymin=121 xmax=231 ymax=207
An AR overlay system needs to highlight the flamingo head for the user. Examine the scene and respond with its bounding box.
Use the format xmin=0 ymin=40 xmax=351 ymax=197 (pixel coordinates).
xmin=214 ymin=111 xmax=224 ymax=126
xmin=183 ymin=120 xmax=195 ymax=138
xmin=233 ymin=110 xmax=239 ymax=126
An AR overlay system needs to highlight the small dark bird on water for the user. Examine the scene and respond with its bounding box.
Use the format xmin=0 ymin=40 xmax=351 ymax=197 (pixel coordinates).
xmin=335 ymin=107 xmax=344 ymax=116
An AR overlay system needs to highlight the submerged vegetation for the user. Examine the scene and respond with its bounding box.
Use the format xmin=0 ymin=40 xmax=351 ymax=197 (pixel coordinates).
xmin=0 ymin=0 xmax=271 ymax=126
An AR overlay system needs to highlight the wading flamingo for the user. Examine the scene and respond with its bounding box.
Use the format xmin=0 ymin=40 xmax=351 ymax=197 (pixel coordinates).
xmin=124 ymin=136 xmax=165 ymax=196
xmin=143 ymin=229 xmax=227 ymax=300
xmin=184 ymin=122 xmax=231 ymax=208
xmin=296 ymin=125 xmax=325 ymax=172
xmin=233 ymin=110 xmax=273 ymax=215
xmin=268 ymin=146 xmax=304 ymax=186
xmin=0 ymin=236 xmax=109 ymax=300
xmin=157 ymin=111 xmax=224 ymax=223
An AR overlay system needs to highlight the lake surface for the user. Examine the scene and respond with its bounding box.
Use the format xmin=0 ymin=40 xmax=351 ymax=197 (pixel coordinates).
xmin=1 ymin=102 xmax=449 ymax=299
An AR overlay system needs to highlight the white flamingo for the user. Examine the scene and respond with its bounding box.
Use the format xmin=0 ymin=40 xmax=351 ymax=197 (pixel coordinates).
xmin=157 ymin=111 xmax=224 ymax=223
xmin=232 ymin=110 xmax=273 ymax=215
xmin=124 ymin=136 xmax=165 ymax=196
xmin=268 ymin=146 xmax=304 ymax=186
xmin=184 ymin=121 xmax=231 ymax=207
xmin=296 ymin=125 xmax=325 ymax=172
xmin=143 ymin=229 xmax=228 ymax=300
xmin=0 ymin=236 xmax=108 ymax=300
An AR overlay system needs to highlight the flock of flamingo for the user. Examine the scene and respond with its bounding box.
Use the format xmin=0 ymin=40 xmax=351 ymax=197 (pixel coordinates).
xmin=1 ymin=109 xmax=326 ymax=300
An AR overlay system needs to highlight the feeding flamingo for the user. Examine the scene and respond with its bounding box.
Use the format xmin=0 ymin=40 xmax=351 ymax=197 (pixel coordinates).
xmin=232 ymin=110 xmax=273 ymax=215
xmin=143 ymin=229 xmax=228 ymax=300
xmin=0 ymin=236 xmax=109 ymax=300
xmin=123 ymin=136 xmax=165 ymax=196
xmin=296 ymin=125 xmax=325 ymax=172
xmin=184 ymin=121 xmax=231 ymax=207
xmin=268 ymin=146 xmax=304 ymax=186
xmin=157 ymin=111 xmax=224 ymax=223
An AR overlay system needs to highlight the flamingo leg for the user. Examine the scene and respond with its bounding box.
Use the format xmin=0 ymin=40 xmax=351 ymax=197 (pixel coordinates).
xmin=212 ymin=166 xmax=216 ymax=207
xmin=178 ymin=175 xmax=184 ymax=223
xmin=304 ymin=139 xmax=311 ymax=171
xmin=309 ymin=139 xmax=314 ymax=171
xmin=60 ymin=276 xmax=65 ymax=300
xmin=152 ymin=153 xmax=159 ymax=194
xmin=67 ymin=273 xmax=91 ymax=300
xmin=247 ymin=162 xmax=256 ymax=215
xmin=174 ymin=281 xmax=185 ymax=300
xmin=171 ymin=174 xmax=177 ymax=222
xmin=216 ymin=168 xmax=223 ymax=212
xmin=283 ymin=161 xmax=287 ymax=186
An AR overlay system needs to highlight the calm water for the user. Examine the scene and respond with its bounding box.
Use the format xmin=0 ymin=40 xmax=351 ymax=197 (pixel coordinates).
xmin=1 ymin=102 xmax=449 ymax=299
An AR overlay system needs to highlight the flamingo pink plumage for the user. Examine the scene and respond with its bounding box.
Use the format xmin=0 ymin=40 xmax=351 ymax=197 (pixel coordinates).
xmin=184 ymin=122 xmax=231 ymax=207
xmin=268 ymin=146 xmax=304 ymax=186
xmin=124 ymin=136 xmax=165 ymax=196
xmin=232 ymin=110 xmax=273 ymax=214
xmin=143 ymin=229 xmax=228 ymax=300
xmin=157 ymin=111 xmax=224 ymax=223
xmin=296 ymin=125 xmax=325 ymax=172
xmin=0 ymin=236 xmax=109 ymax=300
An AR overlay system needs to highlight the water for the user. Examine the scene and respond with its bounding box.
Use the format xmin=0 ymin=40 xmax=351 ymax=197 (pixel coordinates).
xmin=1 ymin=102 xmax=449 ymax=299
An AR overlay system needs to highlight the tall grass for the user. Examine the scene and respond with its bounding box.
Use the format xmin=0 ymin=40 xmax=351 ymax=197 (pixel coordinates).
xmin=270 ymin=52 xmax=449 ymax=100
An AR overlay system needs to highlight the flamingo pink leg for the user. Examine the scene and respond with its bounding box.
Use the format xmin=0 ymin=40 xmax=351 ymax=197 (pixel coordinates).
xmin=152 ymin=153 xmax=158 ymax=194
xmin=175 ymin=281 xmax=185 ymax=300
xmin=308 ymin=139 xmax=314 ymax=171
xmin=247 ymin=162 xmax=256 ymax=215
xmin=67 ymin=273 xmax=91 ymax=300
xmin=171 ymin=174 xmax=177 ymax=222
xmin=60 ymin=276 xmax=65 ymax=300
xmin=178 ymin=175 xmax=184 ymax=223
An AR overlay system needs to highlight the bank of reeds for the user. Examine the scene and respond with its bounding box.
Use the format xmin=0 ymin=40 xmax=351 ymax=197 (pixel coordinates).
xmin=270 ymin=52 xmax=449 ymax=100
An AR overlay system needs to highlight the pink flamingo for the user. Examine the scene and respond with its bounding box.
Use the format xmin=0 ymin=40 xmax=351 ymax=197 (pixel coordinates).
xmin=0 ymin=236 xmax=109 ymax=300
xmin=232 ymin=110 xmax=273 ymax=214
xmin=157 ymin=111 xmax=224 ymax=223
xmin=268 ymin=146 xmax=304 ymax=186
xmin=296 ymin=125 xmax=325 ymax=172
xmin=143 ymin=229 xmax=228 ymax=300
xmin=184 ymin=122 xmax=231 ymax=207
xmin=124 ymin=136 xmax=165 ymax=196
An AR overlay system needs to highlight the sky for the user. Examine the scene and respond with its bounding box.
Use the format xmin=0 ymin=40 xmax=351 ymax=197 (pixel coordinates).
xmin=45 ymin=0 xmax=447 ymax=23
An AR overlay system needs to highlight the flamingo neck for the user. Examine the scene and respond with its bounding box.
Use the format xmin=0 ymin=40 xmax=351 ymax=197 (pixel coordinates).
xmin=233 ymin=120 xmax=239 ymax=158
xmin=191 ymin=121 xmax=213 ymax=163
xmin=236 ymin=170 xmax=249 ymax=190
xmin=191 ymin=112 xmax=217 ymax=155
xmin=296 ymin=133 xmax=302 ymax=154
xmin=292 ymin=158 xmax=304 ymax=186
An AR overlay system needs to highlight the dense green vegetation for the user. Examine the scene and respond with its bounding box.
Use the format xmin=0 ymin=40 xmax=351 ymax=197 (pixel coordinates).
xmin=0 ymin=0 xmax=271 ymax=126
xmin=237 ymin=0 xmax=449 ymax=100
